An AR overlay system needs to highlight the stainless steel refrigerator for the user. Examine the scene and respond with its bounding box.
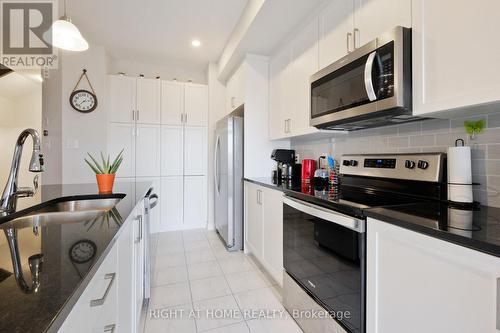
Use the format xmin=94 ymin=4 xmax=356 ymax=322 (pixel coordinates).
xmin=214 ymin=115 xmax=243 ymax=251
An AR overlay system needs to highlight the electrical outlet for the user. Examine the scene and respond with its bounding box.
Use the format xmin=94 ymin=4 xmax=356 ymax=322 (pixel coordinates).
xmin=295 ymin=153 xmax=301 ymax=164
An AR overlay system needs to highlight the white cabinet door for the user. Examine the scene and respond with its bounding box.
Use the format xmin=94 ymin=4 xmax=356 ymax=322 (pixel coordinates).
xmin=319 ymin=0 xmax=355 ymax=69
xmin=108 ymin=123 xmax=135 ymax=178
xmin=161 ymin=81 xmax=184 ymax=125
xmin=136 ymin=78 xmax=160 ymax=124
xmin=160 ymin=176 xmax=184 ymax=231
xmin=133 ymin=204 xmax=144 ymax=332
xmin=183 ymin=176 xmax=207 ymax=229
xmin=135 ymin=124 xmax=160 ymax=177
xmin=367 ymin=218 xmax=500 ymax=333
xmin=262 ymin=188 xmax=284 ymax=286
xmin=289 ymin=17 xmax=319 ymax=137
xmin=269 ymin=45 xmax=291 ymax=140
xmin=108 ymin=75 xmax=136 ymax=123
xmin=184 ymin=83 xmax=208 ymax=126
xmin=184 ymin=126 xmax=206 ymax=176
xmin=116 ymin=218 xmax=134 ymax=333
xmin=226 ymin=65 xmax=245 ymax=113
xmin=160 ymin=125 xmax=183 ymax=176
xmin=354 ymin=0 xmax=411 ymax=47
xmin=244 ymin=182 xmax=264 ymax=260
xmin=412 ymin=0 xmax=500 ymax=116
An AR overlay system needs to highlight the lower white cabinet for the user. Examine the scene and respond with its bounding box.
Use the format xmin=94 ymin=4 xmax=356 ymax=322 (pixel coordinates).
xmin=183 ymin=176 xmax=207 ymax=229
xmin=108 ymin=123 xmax=136 ymax=178
xmin=59 ymin=200 xmax=147 ymax=333
xmin=135 ymin=124 xmax=160 ymax=177
xmin=244 ymin=181 xmax=284 ymax=285
xmin=161 ymin=176 xmax=184 ymax=230
xmin=367 ymin=218 xmax=500 ymax=333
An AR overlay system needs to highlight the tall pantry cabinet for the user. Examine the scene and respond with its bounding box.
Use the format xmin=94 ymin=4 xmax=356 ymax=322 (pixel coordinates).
xmin=107 ymin=75 xmax=208 ymax=233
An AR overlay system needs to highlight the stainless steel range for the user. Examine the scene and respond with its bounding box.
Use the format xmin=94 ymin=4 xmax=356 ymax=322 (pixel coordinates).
xmin=282 ymin=153 xmax=447 ymax=333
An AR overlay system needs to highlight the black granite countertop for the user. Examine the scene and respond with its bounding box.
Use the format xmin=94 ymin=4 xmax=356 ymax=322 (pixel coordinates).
xmin=0 ymin=181 xmax=153 ymax=333
xmin=364 ymin=203 xmax=500 ymax=258
xmin=244 ymin=177 xmax=500 ymax=258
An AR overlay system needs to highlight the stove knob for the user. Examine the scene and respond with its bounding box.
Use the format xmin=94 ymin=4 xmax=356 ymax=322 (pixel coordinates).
xmin=350 ymin=160 xmax=358 ymax=167
xmin=418 ymin=160 xmax=429 ymax=170
xmin=404 ymin=160 xmax=416 ymax=169
xmin=343 ymin=160 xmax=351 ymax=166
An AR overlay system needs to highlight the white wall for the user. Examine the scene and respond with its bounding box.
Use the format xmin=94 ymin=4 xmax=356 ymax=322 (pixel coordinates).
xmin=108 ymin=57 xmax=207 ymax=84
xmin=0 ymin=72 xmax=42 ymax=209
xmin=207 ymin=62 xmax=227 ymax=230
xmin=60 ymin=45 xmax=109 ymax=184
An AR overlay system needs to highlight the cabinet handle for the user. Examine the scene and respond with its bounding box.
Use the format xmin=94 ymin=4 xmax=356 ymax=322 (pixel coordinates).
xmin=136 ymin=110 xmax=140 ymax=121
xmin=288 ymin=119 xmax=291 ymax=133
xmin=90 ymin=273 xmax=116 ymax=307
xmin=104 ymin=324 xmax=116 ymax=333
xmin=347 ymin=32 xmax=352 ymax=53
xmin=185 ymin=113 xmax=188 ymax=124
xmin=135 ymin=215 xmax=143 ymax=243
xmin=354 ymin=28 xmax=360 ymax=49
xmin=132 ymin=109 xmax=135 ymax=120
xmin=284 ymin=120 xmax=287 ymax=134
xmin=257 ymin=190 xmax=262 ymax=205
xmin=180 ymin=113 xmax=184 ymax=123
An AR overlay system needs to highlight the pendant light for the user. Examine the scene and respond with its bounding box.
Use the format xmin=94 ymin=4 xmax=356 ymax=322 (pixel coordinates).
xmin=45 ymin=0 xmax=88 ymax=51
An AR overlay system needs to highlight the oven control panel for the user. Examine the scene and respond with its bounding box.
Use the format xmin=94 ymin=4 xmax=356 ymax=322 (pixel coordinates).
xmin=339 ymin=153 xmax=445 ymax=182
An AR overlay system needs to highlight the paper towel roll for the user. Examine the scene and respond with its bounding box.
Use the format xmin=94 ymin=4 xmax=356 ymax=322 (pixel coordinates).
xmin=447 ymin=146 xmax=473 ymax=203
xmin=447 ymin=208 xmax=474 ymax=237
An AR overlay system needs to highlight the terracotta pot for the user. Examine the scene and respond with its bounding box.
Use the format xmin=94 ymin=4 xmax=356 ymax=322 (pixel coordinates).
xmin=96 ymin=174 xmax=116 ymax=194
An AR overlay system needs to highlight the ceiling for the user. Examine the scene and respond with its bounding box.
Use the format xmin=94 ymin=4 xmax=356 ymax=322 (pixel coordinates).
xmin=0 ymin=71 xmax=41 ymax=100
xmin=69 ymin=0 xmax=248 ymax=73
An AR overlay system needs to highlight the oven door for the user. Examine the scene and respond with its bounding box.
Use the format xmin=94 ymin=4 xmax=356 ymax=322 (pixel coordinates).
xmin=283 ymin=196 xmax=365 ymax=333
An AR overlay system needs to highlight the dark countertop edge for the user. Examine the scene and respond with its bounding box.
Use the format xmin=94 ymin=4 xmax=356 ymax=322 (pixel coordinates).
xmin=0 ymin=193 xmax=126 ymax=224
xmin=44 ymin=183 xmax=153 ymax=333
xmin=244 ymin=177 xmax=284 ymax=192
xmin=364 ymin=210 xmax=500 ymax=259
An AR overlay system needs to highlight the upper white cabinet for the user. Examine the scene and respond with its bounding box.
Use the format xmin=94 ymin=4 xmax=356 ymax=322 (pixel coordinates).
xmin=354 ymin=0 xmax=411 ymax=47
xmin=268 ymin=17 xmax=319 ymax=140
xmin=367 ymin=218 xmax=500 ymax=333
xmin=226 ymin=65 xmax=245 ymax=113
xmin=160 ymin=125 xmax=183 ymax=176
xmin=108 ymin=76 xmax=136 ymax=123
xmin=319 ymin=0 xmax=355 ymax=68
xmin=412 ymin=0 xmax=500 ymax=116
xmin=184 ymin=83 xmax=208 ymax=126
xmin=108 ymin=75 xmax=160 ymax=124
xmin=161 ymin=81 xmax=183 ymax=126
xmin=269 ymin=46 xmax=291 ymax=140
xmin=136 ymin=78 xmax=161 ymax=124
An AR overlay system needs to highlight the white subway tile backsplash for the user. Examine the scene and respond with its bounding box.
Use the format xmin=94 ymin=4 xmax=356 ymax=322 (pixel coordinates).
xmin=291 ymin=112 xmax=500 ymax=207
xmin=410 ymin=134 xmax=436 ymax=147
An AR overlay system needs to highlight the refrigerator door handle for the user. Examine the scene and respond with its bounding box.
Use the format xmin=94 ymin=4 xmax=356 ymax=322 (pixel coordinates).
xmin=214 ymin=135 xmax=220 ymax=195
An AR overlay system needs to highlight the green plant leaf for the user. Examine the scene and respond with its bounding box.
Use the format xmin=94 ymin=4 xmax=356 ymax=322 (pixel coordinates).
xmin=87 ymin=153 xmax=104 ymax=173
xmin=110 ymin=156 xmax=123 ymax=173
xmin=84 ymin=158 xmax=101 ymax=174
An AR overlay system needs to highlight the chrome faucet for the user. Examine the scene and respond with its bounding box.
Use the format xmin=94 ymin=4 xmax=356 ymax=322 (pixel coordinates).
xmin=0 ymin=129 xmax=44 ymax=216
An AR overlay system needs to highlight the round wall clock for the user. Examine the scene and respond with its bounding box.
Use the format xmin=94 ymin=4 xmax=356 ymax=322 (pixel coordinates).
xmin=70 ymin=89 xmax=98 ymax=113
xmin=69 ymin=239 xmax=97 ymax=264
xmin=70 ymin=69 xmax=98 ymax=113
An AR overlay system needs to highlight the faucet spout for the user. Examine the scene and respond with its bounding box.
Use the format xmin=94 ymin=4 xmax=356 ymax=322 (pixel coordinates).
xmin=0 ymin=129 xmax=44 ymax=215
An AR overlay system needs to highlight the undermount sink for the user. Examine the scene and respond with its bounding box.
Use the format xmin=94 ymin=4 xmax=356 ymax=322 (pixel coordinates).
xmin=0 ymin=197 xmax=123 ymax=229
xmin=36 ymin=198 xmax=122 ymax=213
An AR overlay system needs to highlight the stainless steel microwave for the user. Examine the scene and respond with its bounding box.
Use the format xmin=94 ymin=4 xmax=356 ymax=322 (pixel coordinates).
xmin=310 ymin=26 xmax=417 ymax=131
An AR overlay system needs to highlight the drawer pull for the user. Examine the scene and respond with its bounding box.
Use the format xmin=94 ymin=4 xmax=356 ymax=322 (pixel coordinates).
xmin=90 ymin=273 xmax=115 ymax=307
xmin=135 ymin=215 xmax=143 ymax=243
xmin=104 ymin=324 xmax=116 ymax=333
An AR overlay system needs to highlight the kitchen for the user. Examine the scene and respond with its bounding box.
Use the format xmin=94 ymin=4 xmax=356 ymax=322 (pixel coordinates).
xmin=0 ymin=0 xmax=499 ymax=332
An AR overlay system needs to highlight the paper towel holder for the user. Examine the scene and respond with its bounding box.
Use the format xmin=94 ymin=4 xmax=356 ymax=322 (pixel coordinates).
xmin=455 ymin=138 xmax=465 ymax=147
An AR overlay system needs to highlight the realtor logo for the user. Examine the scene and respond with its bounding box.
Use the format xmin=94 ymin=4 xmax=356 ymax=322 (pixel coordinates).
xmin=1 ymin=1 xmax=58 ymax=68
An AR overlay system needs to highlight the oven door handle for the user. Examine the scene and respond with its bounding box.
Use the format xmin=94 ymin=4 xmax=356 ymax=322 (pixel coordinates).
xmin=283 ymin=196 xmax=364 ymax=233
xmin=364 ymin=51 xmax=378 ymax=102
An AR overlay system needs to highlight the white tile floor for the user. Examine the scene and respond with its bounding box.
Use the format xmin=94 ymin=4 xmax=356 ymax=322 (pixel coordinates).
xmin=143 ymin=229 xmax=304 ymax=333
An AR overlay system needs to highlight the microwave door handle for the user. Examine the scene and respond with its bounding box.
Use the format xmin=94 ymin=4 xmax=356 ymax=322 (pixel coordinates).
xmin=364 ymin=51 xmax=378 ymax=102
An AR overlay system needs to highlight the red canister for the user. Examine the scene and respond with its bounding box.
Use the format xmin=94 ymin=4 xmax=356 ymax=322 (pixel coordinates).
xmin=301 ymin=159 xmax=316 ymax=183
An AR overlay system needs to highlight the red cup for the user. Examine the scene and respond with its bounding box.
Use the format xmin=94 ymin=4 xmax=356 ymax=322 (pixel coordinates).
xmin=301 ymin=159 xmax=316 ymax=183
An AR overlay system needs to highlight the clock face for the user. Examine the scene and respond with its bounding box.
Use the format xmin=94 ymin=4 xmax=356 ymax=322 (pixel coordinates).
xmin=70 ymin=89 xmax=98 ymax=113
xmin=69 ymin=240 xmax=97 ymax=264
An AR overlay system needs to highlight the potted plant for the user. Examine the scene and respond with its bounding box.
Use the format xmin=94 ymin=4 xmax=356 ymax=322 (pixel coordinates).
xmin=85 ymin=150 xmax=123 ymax=194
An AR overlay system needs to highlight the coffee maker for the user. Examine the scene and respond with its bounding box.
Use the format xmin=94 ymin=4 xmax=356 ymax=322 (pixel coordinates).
xmin=271 ymin=149 xmax=301 ymax=184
